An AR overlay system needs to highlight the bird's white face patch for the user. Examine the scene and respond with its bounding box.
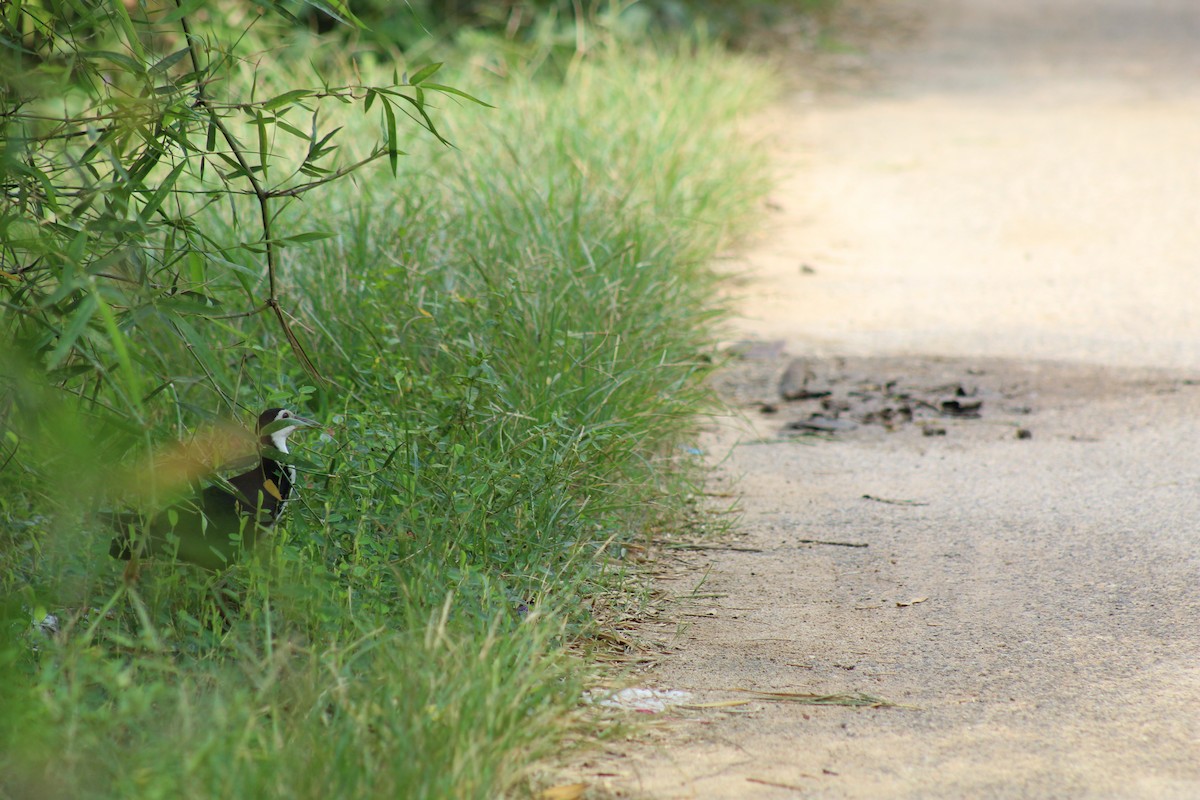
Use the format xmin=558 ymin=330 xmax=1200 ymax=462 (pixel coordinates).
xmin=268 ymin=410 xmax=302 ymax=453
xmin=265 ymin=410 xmax=302 ymax=506
xmin=269 ymin=425 xmax=298 ymax=453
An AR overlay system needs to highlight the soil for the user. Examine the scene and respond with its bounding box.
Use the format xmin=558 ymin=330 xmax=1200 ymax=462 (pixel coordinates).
xmin=568 ymin=0 xmax=1200 ymax=797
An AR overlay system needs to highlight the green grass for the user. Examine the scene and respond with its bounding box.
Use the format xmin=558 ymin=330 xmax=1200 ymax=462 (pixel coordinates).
xmin=0 ymin=31 xmax=775 ymax=800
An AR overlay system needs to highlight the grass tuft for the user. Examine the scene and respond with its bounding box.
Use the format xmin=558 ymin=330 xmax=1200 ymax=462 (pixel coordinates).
xmin=1 ymin=32 xmax=775 ymax=799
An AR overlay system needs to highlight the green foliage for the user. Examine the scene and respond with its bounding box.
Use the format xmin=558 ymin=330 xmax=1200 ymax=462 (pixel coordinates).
xmin=1 ymin=592 xmax=577 ymax=800
xmin=0 ymin=4 xmax=776 ymax=797
xmin=0 ymin=0 xmax=474 ymax=422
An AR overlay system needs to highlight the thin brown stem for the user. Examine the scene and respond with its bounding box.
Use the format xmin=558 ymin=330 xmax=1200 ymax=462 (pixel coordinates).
xmin=177 ymin=4 xmax=325 ymax=385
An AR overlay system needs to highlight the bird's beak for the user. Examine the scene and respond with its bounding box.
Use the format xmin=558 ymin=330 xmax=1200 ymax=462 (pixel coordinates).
xmin=289 ymin=415 xmax=320 ymax=429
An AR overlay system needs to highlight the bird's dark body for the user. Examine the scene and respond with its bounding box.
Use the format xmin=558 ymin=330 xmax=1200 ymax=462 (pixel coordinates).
xmin=107 ymin=408 xmax=310 ymax=571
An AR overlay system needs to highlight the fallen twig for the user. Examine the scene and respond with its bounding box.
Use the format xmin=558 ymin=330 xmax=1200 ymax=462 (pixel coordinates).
xmin=726 ymin=688 xmax=902 ymax=708
xmin=666 ymin=543 xmax=764 ymax=553
xmin=680 ymin=699 xmax=752 ymax=710
xmin=797 ymin=538 xmax=868 ymax=548
xmin=747 ymin=776 xmax=816 ymax=790
xmin=862 ymin=494 xmax=928 ymax=506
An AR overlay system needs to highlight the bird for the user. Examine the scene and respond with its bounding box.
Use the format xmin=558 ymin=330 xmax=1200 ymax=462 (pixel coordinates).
xmin=107 ymin=407 xmax=319 ymax=572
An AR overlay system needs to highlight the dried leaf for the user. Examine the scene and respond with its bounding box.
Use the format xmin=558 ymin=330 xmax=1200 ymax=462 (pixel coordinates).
xmin=538 ymin=783 xmax=588 ymax=800
xmin=262 ymin=479 xmax=283 ymax=502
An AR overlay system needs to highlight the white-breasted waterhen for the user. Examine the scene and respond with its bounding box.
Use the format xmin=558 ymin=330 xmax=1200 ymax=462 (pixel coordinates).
xmin=107 ymin=408 xmax=319 ymax=572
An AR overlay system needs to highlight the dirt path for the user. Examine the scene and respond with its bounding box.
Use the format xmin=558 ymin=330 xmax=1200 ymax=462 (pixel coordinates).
xmin=577 ymin=1 xmax=1200 ymax=797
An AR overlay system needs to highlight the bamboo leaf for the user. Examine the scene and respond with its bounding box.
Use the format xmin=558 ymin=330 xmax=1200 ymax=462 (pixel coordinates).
xmin=105 ymin=0 xmax=146 ymax=60
xmin=407 ymin=63 xmax=442 ymax=86
xmin=387 ymin=92 xmax=450 ymax=146
xmin=255 ymin=110 xmax=269 ymax=180
xmin=17 ymin=161 xmax=61 ymax=213
xmin=151 ymin=47 xmax=191 ymax=74
xmin=65 ymin=227 xmax=89 ymax=266
xmin=422 ymin=83 xmax=495 ymax=108
xmin=278 ymin=231 xmax=335 ymax=245
xmin=262 ymin=89 xmax=313 ymax=111
xmin=158 ymin=294 xmax=223 ymax=315
xmin=275 ymin=119 xmax=310 ymax=140
xmin=299 ymin=0 xmax=364 ymax=28
xmin=270 ymin=303 xmax=326 ymax=385
xmin=139 ymin=160 xmax=188 ymax=222
xmin=381 ymin=98 xmax=398 ymax=176
xmin=91 ymin=288 xmax=145 ymax=416
xmin=87 ymin=49 xmax=143 ymax=73
xmin=46 ymin=294 xmax=98 ymax=369
xmin=305 ymin=126 xmax=343 ymax=163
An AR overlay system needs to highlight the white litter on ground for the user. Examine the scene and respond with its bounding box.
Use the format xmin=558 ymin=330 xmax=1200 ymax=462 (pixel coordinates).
xmin=584 ymin=687 xmax=693 ymax=713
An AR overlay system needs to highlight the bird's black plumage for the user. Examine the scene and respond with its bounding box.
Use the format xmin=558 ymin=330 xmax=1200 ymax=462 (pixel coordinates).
xmin=107 ymin=408 xmax=317 ymax=571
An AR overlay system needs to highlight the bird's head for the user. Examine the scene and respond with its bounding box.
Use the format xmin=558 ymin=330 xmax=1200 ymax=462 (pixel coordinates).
xmin=256 ymin=407 xmax=319 ymax=454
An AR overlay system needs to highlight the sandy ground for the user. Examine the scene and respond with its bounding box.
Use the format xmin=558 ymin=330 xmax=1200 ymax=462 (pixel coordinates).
xmin=569 ymin=0 xmax=1200 ymax=797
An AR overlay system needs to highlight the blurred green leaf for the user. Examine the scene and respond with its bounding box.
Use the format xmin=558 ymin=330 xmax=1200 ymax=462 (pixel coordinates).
xmin=45 ymin=294 xmax=98 ymax=370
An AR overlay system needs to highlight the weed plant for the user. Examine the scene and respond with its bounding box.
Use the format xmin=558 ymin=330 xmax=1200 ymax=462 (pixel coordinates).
xmin=0 ymin=21 xmax=774 ymax=800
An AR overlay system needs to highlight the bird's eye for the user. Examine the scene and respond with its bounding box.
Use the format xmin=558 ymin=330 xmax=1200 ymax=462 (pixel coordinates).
xmin=280 ymin=410 xmax=291 ymax=418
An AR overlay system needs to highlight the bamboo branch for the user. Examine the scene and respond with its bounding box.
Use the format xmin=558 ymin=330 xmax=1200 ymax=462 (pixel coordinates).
xmin=178 ymin=5 xmax=326 ymax=385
